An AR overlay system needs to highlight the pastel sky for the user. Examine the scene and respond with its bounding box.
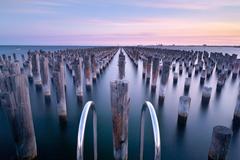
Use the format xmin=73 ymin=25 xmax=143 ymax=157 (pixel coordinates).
xmin=0 ymin=0 xmax=240 ymax=45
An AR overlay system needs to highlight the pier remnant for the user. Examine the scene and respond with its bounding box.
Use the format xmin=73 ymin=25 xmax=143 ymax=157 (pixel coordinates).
xmin=146 ymin=56 xmax=152 ymax=83
xmin=208 ymin=126 xmax=232 ymax=160
xmin=202 ymin=86 xmax=212 ymax=104
xmin=151 ymin=56 xmax=159 ymax=91
xmin=110 ymin=80 xmax=130 ymax=160
xmin=233 ymin=92 xmax=240 ymax=124
xmin=118 ymin=51 xmax=126 ymax=80
xmin=0 ymin=64 xmax=37 ymax=160
xmin=53 ymin=57 xmax=67 ymax=122
xmin=84 ymin=54 xmax=92 ymax=90
xmin=73 ymin=58 xmax=83 ymax=103
xmin=178 ymin=96 xmax=191 ymax=124
xmin=40 ymin=56 xmax=51 ymax=101
xmin=31 ymin=52 xmax=42 ymax=89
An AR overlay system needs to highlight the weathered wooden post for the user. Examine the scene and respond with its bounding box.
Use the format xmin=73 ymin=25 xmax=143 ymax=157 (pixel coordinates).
xmin=53 ymin=58 xmax=67 ymax=122
xmin=158 ymin=85 xmax=165 ymax=105
xmin=40 ymin=56 xmax=51 ymax=101
xmin=151 ymin=56 xmax=159 ymax=91
xmin=202 ymin=86 xmax=212 ymax=104
xmin=72 ymin=58 xmax=83 ymax=103
xmin=184 ymin=77 xmax=191 ymax=92
xmin=233 ymin=92 xmax=240 ymax=124
xmin=178 ymin=96 xmax=191 ymax=124
xmin=84 ymin=54 xmax=92 ymax=90
xmin=200 ymin=69 xmax=206 ymax=85
xmin=173 ymin=72 xmax=178 ymax=84
xmin=208 ymin=126 xmax=232 ymax=160
xmin=161 ymin=60 xmax=171 ymax=85
xmin=142 ymin=58 xmax=147 ymax=78
xmin=146 ymin=56 xmax=152 ymax=83
xmin=0 ymin=64 xmax=37 ymax=160
xmin=27 ymin=59 xmax=34 ymax=82
xmin=31 ymin=52 xmax=42 ymax=90
xmin=118 ymin=51 xmax=125 ymax=80
xmin=110 ymin=80 xmax=130 ymax=160
xmin=217 ymin=72 xmax=226 ymax=92
xmin=91 ymin=54 xmax=97 ymax=82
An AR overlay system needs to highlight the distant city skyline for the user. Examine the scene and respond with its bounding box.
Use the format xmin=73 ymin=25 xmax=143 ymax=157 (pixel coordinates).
xmin=0 ymin=0 xmax=240 ymax=45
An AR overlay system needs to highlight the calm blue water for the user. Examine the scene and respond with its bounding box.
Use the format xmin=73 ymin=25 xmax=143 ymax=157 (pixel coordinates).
xmin=0 ymin=46 xmax=239 ymax=159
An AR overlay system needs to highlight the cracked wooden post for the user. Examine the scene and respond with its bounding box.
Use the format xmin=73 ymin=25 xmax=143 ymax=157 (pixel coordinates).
xmin=118 ymin=51 xmax=125 ymax=80
xmin=0 ymin=63 xmax=37 ymax=160
xmin=202 ymin=86 xmax=212 ymax=104
xmin=208 ymin=126 xmax=232 ymax=160
xmin=31 ymin=52 xmax=42 ymax=90
xmin=178 ymin=96 xmax=191 ymax=124
xmin=40 ymin=56 xmax=51 ymax=101
xmin=146 ymin=56 xmax=152 ymax=83
xmin=84 ymin=54 xmax=92 ymax=91
xmin=110 ymin=80 xmax=130 ymax=160
xmin=72 ymin=58 xmax=83 ymax=103
xmin=53 ymin=58 xmax=67 ymax=122
xmin=151 ymin=56 xmax=159 ymax=91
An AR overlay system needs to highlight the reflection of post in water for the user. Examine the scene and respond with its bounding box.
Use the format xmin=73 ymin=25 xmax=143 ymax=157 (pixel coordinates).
xmin=0 ymin=62 xmax=37 ymax=160
xmin=151 ymin=56 xmax=159 ymax=91
xmin=118 ymin=50 xmax=125 ymax=80
xmin=208 ymin=126 xmax=232 ymax=160
xmin=110 ymin=80 xmax=130 ymax=160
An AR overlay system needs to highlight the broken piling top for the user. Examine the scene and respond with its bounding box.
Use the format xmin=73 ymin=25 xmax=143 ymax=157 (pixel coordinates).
xmin=202 ymin=86 xmax=212 ymax=98
xmin=208 ymin=126 xmax=232 ymax=160
xmin=0 ymin=69 xmax=37 ymax=160
xmin=118 ymin=50 xmax=126 ymax=80
xmin=178 ymin=96 xmax=191 ymax=118
xmin=110 ymin=80 xmax=130 ymax=160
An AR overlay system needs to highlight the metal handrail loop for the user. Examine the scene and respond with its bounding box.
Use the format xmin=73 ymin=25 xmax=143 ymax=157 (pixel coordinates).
xmin=77 ymin=101 xmax=97 ymax=160
xmin=140 ymin=101 xmax=161 ymax=160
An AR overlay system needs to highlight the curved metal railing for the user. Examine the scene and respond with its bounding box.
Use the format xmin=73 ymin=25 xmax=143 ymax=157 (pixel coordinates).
xmin=140 ymin=101 xmax=161 ymax=160
xmin=77 ymin=101 xmax=97 ymax=160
